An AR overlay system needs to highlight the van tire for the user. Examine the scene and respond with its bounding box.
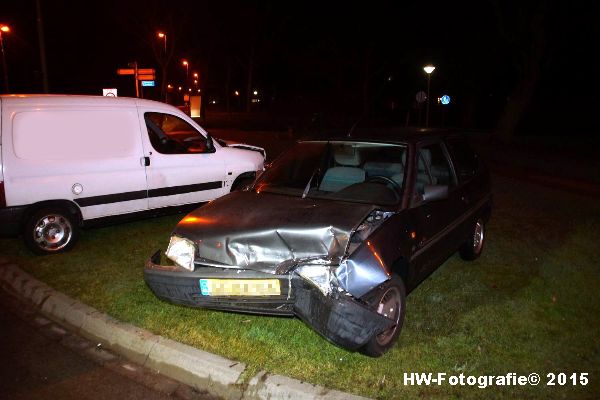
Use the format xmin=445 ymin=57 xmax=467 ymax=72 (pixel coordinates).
xmin=24 ymin=207 xmax=79 ymax=255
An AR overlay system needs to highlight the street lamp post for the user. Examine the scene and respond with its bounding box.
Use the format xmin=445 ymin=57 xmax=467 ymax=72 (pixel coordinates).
xmin=423 ymin=65 xmax=435 ymax=128
xmin=0 ymin=24 xmax=10 ymax=93
xmin=157 ymin=32 xmax=168 ymax=102
xmin=157 ymin=32 xmax=167 ymax=54
xmin=182 ymin=60 xmax=189 ymax=79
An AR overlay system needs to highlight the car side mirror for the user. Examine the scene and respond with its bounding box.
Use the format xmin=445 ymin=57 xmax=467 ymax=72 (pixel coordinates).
xmin=423 ymin=184 xmax=448 ymax=202
xmin=205 ymin=133 xmax=216 ymax=153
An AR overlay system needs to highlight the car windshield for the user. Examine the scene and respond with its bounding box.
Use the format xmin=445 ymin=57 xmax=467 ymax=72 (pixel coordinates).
xmin=253 ymin=141 xmax=407 ymax=205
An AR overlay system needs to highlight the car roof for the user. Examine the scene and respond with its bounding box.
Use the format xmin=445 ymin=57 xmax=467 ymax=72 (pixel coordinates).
xmin=298 ymin=128 xmax=467 ymax=145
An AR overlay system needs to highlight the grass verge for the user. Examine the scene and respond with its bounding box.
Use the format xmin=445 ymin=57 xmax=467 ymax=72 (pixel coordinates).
xmin=1 ymin=175 xmax=598 ymax=399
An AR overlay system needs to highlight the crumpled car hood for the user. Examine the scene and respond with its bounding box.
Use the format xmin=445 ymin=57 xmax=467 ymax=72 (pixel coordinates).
xmin=172 ymin=191 xmax=376 ymax=273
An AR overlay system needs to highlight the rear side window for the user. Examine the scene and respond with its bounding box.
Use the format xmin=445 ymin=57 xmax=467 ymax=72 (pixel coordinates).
xmin=446 ymin=136 xmax=479 ymax=182
xmin=12 ymin=110 xmax=139 ymax=160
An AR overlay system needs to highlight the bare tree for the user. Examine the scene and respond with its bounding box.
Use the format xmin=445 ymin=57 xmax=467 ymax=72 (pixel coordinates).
xmin=492 ymin=0 xmax=548 ymax=141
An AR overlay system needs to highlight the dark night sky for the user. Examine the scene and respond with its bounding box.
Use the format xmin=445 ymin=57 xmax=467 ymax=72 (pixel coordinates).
xmin=2 ymin=1 xmax=599 ymax=134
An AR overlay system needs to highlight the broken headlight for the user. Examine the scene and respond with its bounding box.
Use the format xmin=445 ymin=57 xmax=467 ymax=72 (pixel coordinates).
xmin=165 ymin=236 xmax=196 ymax=271
xmin=295 ymin=265 xmax=335 ymax=296
xmin=348 ymin=210 xmax=394 ymax=254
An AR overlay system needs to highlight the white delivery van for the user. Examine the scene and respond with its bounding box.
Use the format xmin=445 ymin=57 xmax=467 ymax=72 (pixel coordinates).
xmin=0 ymin=95 xmax=265 ymax=254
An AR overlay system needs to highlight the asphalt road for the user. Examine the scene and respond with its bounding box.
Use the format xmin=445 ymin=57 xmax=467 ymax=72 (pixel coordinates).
xmin=0 ymin=288 xmax=216 ymax=400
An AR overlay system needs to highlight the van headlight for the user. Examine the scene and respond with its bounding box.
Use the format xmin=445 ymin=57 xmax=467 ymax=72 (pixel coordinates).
xmin=165 ymin=236 xmax=196 ymax=271
xmin=295 ymin=265 xmax=333 ymax=296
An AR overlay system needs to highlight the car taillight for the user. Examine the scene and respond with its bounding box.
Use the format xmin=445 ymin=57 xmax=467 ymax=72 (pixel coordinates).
xmin=0 ymin=181 xmax=5 ymax=208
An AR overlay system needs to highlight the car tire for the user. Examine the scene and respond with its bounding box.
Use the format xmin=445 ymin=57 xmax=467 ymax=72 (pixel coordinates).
xmin=361 ymin=275 xmax=406 ymax=357
xmin=24 ymin=207 xmax=79 ymax=255
xmin=459 ymin=218 xmax=485 ymax=261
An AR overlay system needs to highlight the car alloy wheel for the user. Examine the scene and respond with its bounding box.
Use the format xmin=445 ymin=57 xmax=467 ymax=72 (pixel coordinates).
xmin=361 ymin=275 xmax=406 ymax=357
xmin=459 ymin=217 xmax=486 ymax=261
xmin=473 ymin=219 xmax=484 ymax=255
xmin=375 ymin=285 xmax=402 ymax=346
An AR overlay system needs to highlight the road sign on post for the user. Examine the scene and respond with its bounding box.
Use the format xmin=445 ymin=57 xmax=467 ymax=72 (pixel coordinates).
xmin=102 ymin=88 xmax=118 ymax=97
xmin=416 ymin=91 xmax=427 ymax=103
xmin=117 ymin=65 xmax=157 ymax=98
xmin=117 ymin=68 xmax=135 ymax=75
xmin=137 ymin=74 xmax=156 ymax=81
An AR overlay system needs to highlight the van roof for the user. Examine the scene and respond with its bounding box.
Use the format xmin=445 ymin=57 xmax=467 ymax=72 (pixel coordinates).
xmin=0 ymin=94 xmax=173 ymax=110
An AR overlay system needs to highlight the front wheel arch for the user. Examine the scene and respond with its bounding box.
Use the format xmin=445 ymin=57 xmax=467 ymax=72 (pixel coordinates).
xmin=231 ymin=171 xmax=257 ymax=191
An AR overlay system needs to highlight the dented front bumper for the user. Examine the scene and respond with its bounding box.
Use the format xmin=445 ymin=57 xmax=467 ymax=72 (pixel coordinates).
xmin=144 ymin=250 xmax=394 ymax=350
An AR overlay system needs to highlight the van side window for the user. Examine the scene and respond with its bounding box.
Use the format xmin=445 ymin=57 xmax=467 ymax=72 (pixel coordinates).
xmin=446 ymin=136 xmax=479 ymax=182
xmin=144 ymin=112 xmax=208 ymax=154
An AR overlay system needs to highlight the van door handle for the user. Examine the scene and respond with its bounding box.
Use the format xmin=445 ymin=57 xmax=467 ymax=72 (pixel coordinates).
xmin=141 ymin=156 xmax=150 ymax=167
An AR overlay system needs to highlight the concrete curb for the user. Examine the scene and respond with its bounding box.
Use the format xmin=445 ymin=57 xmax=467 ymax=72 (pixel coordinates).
xmin=0 ymin=262 xmax=369 ymax=400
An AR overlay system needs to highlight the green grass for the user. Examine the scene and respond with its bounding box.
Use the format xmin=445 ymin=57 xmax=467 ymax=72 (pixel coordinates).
xmin=1 ymin=175 xmax=599 ymax=399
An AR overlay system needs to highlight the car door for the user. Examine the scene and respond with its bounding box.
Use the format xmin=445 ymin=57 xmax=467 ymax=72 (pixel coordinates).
xmin=137 ymin=109 xmax=227 ymax=209
xmin=408 ymin=140 xmax=464 ymax=281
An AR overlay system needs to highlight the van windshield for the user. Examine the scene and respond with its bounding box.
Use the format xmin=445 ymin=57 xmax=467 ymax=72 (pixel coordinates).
xmin=253 ymin=141 xmax=406 ymax=206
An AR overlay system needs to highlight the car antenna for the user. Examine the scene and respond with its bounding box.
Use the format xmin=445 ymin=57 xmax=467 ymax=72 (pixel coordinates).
xmin=347 ymin=115 xmax=363 ymax=138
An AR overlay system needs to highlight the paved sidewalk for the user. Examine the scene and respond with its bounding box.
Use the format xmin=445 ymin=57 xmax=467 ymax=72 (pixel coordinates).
xmin=0 ymin=259 xmax=368 ymax=400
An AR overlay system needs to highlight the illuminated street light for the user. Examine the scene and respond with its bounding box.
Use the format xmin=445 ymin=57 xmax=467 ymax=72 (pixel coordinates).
xmin=0 ymin=24 xmax=11 ymax=93
xmin=234 ymin=90 xmax=239 ymax=96
xmin=178 ymin=86 xmax=182 ymax=91
xmin=182 ymin=60 xmax=189 ymax=79
xmin=423 ymin=65 xmax=435 ymax=74
xmin=423 ymin=65 xmax=435 ymax=128
xmin=157 ymin=32 xmax=167 ymax=53
xmin=253 ymin=90 xmax=258 ymax=96
xmin=193 ymin=72 xmax=198 ymax=79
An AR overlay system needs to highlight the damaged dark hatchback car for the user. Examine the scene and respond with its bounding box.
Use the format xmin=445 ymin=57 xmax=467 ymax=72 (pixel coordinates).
xmin=144 ymin=133 xmax=491 ymax=356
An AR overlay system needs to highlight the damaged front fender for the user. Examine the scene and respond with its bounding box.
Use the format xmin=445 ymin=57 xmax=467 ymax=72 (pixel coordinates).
xmin=293 ymin=276 xmax=395 ymax=350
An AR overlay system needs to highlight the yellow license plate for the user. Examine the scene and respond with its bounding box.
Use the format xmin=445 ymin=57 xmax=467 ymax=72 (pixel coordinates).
xmin=199 ymin=279 xmax=281 ymax=296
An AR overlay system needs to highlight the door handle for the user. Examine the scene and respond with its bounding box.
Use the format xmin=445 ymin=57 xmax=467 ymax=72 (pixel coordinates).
xmin=141 ymin=156 xmax=150 ymax=167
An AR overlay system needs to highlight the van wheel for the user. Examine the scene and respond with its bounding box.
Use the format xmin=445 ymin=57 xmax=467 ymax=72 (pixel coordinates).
xmin=24 ymin=207 xmax=79 ymax=255
xmin=459 ymin=218 xmax=485 ymax=261
xmin=361 ymin=275 xmax=406 ymax=357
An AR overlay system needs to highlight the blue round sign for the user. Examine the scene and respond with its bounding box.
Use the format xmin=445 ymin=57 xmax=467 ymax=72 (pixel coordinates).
xmin=441 ymin=95 xmax=451 ymax=105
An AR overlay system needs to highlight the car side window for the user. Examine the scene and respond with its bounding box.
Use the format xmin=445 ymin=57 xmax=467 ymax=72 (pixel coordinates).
xmin=446 ymin=136 xmax=479 ymax=182
xmin=144 ymin=112 xmax=209 ymax=154
xmin=413 ymin=142 xmax=455 ymax=202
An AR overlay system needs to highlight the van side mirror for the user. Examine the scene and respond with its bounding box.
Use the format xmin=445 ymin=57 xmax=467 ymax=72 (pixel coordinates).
xmin=423 ymin=184 xmax=448 ymax=202
xmin=205 ymin=133 xmax=215 ymax=153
